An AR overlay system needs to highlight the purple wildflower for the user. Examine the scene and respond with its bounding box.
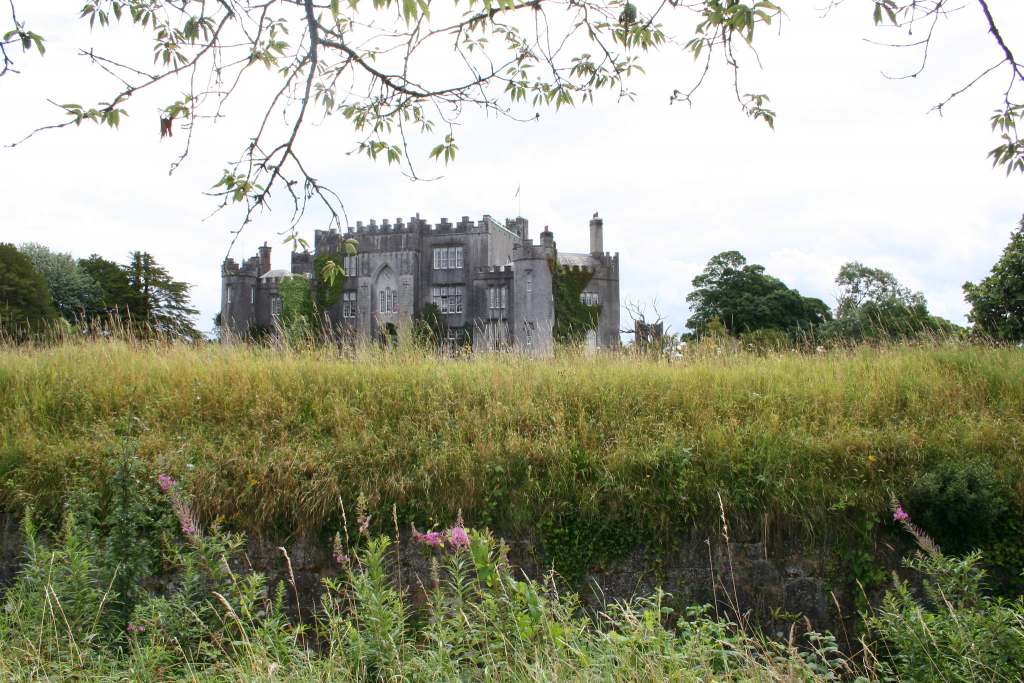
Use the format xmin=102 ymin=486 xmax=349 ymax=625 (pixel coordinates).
xmin=127 ymin=622 xmax=145 ymax=634
xmin=893 ymin=505 xmax=910 ymax=523
xmin=413 ymin=528 xmax=445 ymax=548
xmin=157 ymin=474 xmax=176 ymax=493
xmin=170 ymin=495 xmax=200 ymax=538
xmin=448 ymin=525 xmax=470 ymax=551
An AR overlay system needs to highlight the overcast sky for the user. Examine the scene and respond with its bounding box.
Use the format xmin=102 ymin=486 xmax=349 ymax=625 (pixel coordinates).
xmin=2 ymin=1 xmax=1022 ymax=336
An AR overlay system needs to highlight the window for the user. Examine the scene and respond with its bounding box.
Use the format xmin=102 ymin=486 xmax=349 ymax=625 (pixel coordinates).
xmin=227 ymin=288 xmax=232 ymax=304
xmin=526 ymin=276 xmax=533 ymax=294
xmin=433 ymin=246 xmax=463 ymax=270
xmin=431 ymin=286 xmax=464 ymax=314
xmin=271 ymin=297 xmax=283 ymax=316
xmin=580 ymin=291 xmax=600 ymax=306
xmin=250 ymin=287 xmax=255 ymax=305
xmin=343 ymin=255 xmax=358 ymax=277
xmin=488 ymin=285 xmax=508 ymax=315
xmin=378 ymin=287 xmax=398 ymax=314
xmin=342 ymin=291 xmax=357 ymax=318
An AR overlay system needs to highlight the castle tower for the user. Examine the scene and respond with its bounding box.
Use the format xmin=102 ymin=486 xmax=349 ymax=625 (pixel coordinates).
xmin=589 ymin=212 xmax=603 ymax=255
xmin=258 ymin=242 xmax=272 ymax=276
xmin=512 ymin=239 xmax=555 ymax=357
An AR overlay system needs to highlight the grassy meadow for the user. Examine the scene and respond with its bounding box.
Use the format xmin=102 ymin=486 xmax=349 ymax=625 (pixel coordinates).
xmin=1 ymin=340 xmax=1022 ymax=558
xmin=1 ymin=339 xmax=1024 ymax=680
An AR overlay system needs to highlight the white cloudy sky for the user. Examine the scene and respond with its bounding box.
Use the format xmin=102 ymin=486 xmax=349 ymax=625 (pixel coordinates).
xmin=2 ymin=1 xmax=1022 ymax=335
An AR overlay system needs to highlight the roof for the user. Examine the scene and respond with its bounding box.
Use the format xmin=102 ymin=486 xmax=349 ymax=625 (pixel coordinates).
xmin=259 ymin=269 xmax=291 ymax=279
xmin=557 ymin=252 xmax=599 ymax=268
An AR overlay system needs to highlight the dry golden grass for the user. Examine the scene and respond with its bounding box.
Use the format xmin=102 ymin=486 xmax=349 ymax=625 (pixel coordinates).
xmin=0 ymin=339 xmax=1021 ymax=548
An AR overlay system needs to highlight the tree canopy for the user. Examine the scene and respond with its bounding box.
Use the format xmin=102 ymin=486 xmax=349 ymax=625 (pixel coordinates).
xmin=685 ymin=250 xmax=831 ymax=336
xmin=821 ymin=261 xmax=957 ymax=342
xmin=18 ymin=243 xmax=103 ymax=323
xmin=964 ymin=216 xmax=1024 ymax=342
xmin=124 ymin=251 xmax=201 ymax=340
xmin=1 ymin=0 xmax=1021 ymax=238
xmin=79 ymin=254 xmax=146 ymax=319
xmin=0 ymin=243 xmax=58 ymax=335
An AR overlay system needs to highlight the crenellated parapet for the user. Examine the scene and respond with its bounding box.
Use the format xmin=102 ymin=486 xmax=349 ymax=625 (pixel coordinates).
xmin=219 ymin=210 xmax=616 ymax=352
xmin=291 ymin=250 xmax=313 ymax=276
xmin=337 ymin=214 xmax=523 ymax=237
xmin=222 ymin=255 xmax=261 ymax=278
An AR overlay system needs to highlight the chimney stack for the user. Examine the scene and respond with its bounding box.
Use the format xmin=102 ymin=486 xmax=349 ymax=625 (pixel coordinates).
xmin=540 ymin=225 xmax=555 ymax=251
xmin=589 ymin=212 xmax=603 ymax=255
xmin=258 ymin=242 xmax=272 ymax=276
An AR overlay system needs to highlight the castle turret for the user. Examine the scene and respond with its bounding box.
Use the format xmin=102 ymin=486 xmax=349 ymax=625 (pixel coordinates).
xmin=506 ymin=216 xmax=529 ymax=241
xmin=258 ymin=242 xmax=272 ymax=276
xmin=540 ymin=226 xmax=556 ymax=253
xmin=589 ymin=212 xmax=603 ymax=255
xmin=291 ymin=250 xmax=313 ymax=276
xmin=511 ymin=240 xmax=555 ymax=357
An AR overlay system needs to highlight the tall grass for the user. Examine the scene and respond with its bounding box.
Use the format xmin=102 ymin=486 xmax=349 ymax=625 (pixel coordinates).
xmin=1 ymin=338 xmax=1021 ymax=562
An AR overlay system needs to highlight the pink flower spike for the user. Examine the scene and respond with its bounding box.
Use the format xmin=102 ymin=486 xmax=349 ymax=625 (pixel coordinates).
xmin=893 ymin=505 xmax=909 ymax=523
xmin=448 ymin=525 xmax=470 ymax=551
xmin=157 ymin=474 xmax=176 ymax=493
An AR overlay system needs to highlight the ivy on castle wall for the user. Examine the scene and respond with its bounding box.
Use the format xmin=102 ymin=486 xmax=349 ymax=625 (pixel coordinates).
xmin=279 ymin=253 xmax=346 ymax=330
xmin=278 ymin=275 xmax=314 ymax=327
xmin=313 ymin=252 xmax=345 ymax=312
xmin=549 ymin=258 xmax=601 ymax=344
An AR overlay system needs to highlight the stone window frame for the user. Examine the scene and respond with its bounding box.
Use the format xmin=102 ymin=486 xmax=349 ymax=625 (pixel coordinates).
xmin=378 ymin=287 xmax=398 ymax=314
xmin=580 ymin=291 xmax=600 ymax=306
xmin=343 ymin=254 xmax=358 ymax=277
xmin=341 ymin=290 xmax=357 ymax=318
xmin=431 ymin=285 xmax=464 ymax=315
xmin=432 ymin=246 xmax=464 ymax=270
xmin=487 ymin=285 xmax=508 ymax=315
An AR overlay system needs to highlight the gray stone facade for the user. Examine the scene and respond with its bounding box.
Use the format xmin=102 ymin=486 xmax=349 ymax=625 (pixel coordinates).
xmin=221 ymin=213 xmax=620 ymax=352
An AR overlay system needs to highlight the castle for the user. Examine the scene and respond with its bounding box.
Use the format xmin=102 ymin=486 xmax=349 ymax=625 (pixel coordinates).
xmin=220 ymin=213 xmax=619 ymax=352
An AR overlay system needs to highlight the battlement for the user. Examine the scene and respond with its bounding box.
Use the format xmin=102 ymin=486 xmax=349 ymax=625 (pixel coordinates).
xmin=345 ymin=215 xmax=425 ymax=235
xmin=222 ymin=255 xmax=260 ymax=278
xmin=291 ymin=250 xmax=313 ymax=275
xmin=338 ymin=214 xmax=522 ymax=236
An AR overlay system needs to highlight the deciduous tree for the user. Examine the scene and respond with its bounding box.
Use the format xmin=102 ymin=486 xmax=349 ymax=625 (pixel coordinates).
xmin=18 ymin=243 xmax=103 ymax=323
xmin=822 ymin=261 xmax=957 ymax=342
xmin=685 ymin=250 xmax=831 ymax=336
xmin=0 ymin=242 xmax=58 ymax=334
xmin=964 ymin=216 xmax=1024 ymax=342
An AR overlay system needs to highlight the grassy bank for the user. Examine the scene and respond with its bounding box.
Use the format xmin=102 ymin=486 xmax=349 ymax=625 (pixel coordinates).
xmin=1 ymin=341 xmax=1023 ymax=573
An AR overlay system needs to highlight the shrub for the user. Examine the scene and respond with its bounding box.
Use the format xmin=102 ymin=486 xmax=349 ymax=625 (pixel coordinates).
xmin=864 ymin=551 xmax=1024 ymax=682
xmin=904 ymin=458 xmax=1013 ymax=555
